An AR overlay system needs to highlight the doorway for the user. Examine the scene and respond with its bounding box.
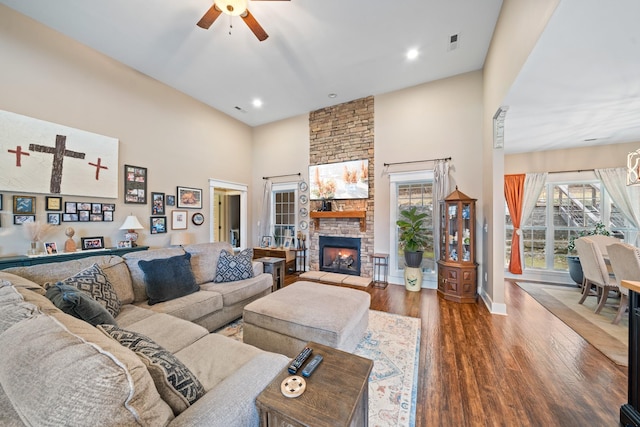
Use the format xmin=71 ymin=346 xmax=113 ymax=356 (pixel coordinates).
xmin=209 ymin=179 xmax=247 ymax=250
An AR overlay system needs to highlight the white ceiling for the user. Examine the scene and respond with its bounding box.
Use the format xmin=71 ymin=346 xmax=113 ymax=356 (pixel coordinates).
xmin=2 ymin=0 xmax=640 ymax=155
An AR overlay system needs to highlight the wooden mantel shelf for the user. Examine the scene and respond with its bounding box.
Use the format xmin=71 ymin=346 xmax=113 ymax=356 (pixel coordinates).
xmin=309 ymin=210 xmax=367 ymax=232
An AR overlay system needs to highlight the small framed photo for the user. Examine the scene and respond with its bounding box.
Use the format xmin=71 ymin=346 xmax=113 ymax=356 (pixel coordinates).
xmin=77 ymin=202 xmax=91 ymax=211
xmin=152 ymin=192 xmax=165 ymax=215
xmin=124 ymin=164 xmax=147 ymax=204
xmin=43 ymin=242 xmax=58 ymax=255
xmin=47 ymin=213 xmax=61 ymax=225
xmin=261 ymin=236 xmax=272 ymax=248
xmin=102 ymin=203 xmax=115 ymax=212
xmin=63 ymin=213 xmax=78 ymax=222
xmin=166 ymin=195 xmax=175 ymax=206
xmin=0 ymin=194 xmax=3 ymax=210
xmin=46 ymin=196 xmax=62 ymax=211
xmin=14 ymin=215 xmax=36 ymax=225
xmin=81 ymin=237 xmax=104 ymax=250
xmin=171 ymin=210 xmax=188 ymax=230
xmin=117 ymin=240 xmax=132 ymax=248
xmin=150 ymin=216 xmax=167 ymax=234
xmin=283 ymin=237 xmax=292 ymax=249
xmin=92 ymin=203 xmax=102 ymax=214
xmin=13 ymin=196 xmax=35 ymax=214
xmin=90 ymin=213 xmax=103 ymax=222
xmin=65 ymin=202 xmax=77 ymax=213
xmin=177 ymin=186 xmax=202 ymax=209
xmin=103 ymin=211 xmax=114 ymax=222
xmin=79 ymin=211 xmax=90 ymax=222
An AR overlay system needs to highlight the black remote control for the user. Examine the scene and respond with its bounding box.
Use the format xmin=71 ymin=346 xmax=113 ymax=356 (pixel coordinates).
xmin=301 ymin=354 xmax=323 ymax=377
xmin=288 ymin=347 xmax=312 ymax=374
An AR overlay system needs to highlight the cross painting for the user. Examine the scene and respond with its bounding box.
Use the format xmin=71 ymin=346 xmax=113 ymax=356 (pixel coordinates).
xmin=0 ymin=110 xmax=118 ymax=198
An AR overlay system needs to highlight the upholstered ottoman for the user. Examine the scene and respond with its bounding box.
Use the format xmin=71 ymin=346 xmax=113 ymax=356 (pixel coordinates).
xmin=243 ymin=281 xmax=370 ymax=357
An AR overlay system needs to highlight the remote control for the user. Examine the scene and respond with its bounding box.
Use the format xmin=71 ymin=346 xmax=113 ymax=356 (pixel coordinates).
xmin=288 ymin=347 xmax=312 ymax=374
xmin=301 ymin=354 xmax=323 ymax=377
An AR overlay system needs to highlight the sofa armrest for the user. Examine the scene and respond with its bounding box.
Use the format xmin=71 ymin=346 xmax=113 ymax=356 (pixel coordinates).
xmin=169 ymin=352 xmax=288 ymax=427
xmin=252 ymin=261 xmax=263 ymax=276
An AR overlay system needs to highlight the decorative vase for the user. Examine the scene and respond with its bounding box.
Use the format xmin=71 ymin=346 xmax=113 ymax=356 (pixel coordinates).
xmin=28 ymin=241 xmax=39 ymax=255
xmin=404 ymin=266 xmax=422 ymax=292
xmin=404 ymin=251 xmax=424 ymax=268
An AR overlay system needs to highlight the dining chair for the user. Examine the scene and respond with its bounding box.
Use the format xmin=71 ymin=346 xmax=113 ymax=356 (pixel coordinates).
xmin=606 ymin=242 xmax=640 ymax=324
xmin=586 ymin=235 xmax=621 ymax=257
xmin=575 ymin=237 xmax=618 ymax=314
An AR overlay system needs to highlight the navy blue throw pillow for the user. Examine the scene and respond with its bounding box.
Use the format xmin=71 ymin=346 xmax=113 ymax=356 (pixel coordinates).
xmin=46 ymin=282 xmax=117 ymax=326
xmin=139 ymin=253 xmax=199 ymax=305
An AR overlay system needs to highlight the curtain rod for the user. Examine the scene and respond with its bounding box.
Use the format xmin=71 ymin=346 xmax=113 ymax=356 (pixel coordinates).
xmin=383 ymin=157 xmax=451 ymax=167
xmin=549 ymin=168 xmax=594 ymax=174
xmin=262 ymin=172 xmax=301 ymax=180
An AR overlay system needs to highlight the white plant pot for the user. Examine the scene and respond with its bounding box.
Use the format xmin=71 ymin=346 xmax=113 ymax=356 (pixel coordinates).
xmin=404 ymin=267 xmax=422 ymax=292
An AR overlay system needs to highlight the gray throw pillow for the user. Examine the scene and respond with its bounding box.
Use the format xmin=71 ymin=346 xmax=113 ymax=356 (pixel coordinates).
xmin=214 ymin=248 xmax=254 ymax=283
xmin=138 ymin=252 xmax=199 ymax=305
xmin=98 ymin=324 xmax=205 ymax=415
xmin=46 ymin=283 xmax=117 ymax=326
xmin=57 ymin=263 xmax=122 ymax=317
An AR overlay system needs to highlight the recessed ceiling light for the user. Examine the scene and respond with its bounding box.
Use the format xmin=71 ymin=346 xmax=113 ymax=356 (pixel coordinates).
xmin=406 ymin=48 xmax=419 ymax=60
xmin=252 ymin=99 xmax=263 ymax=108
xmin=328 ymin=93 xmax=337 ymax=99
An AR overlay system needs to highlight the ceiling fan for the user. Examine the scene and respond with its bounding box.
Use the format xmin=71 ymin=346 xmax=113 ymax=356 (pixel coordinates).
xmin=197 ymin=0 xmax=290 ymax=42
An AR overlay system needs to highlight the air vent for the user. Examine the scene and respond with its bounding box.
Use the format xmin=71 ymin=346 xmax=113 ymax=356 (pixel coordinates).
xmin=448 ymin=33 xmax=460 ymax=51
xmin=234 ymin=106 xmax=248 ymax=113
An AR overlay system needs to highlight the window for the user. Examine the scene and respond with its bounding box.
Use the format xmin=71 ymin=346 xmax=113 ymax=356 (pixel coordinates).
xmin=389 ymin=171 xmax=435 ymax=284
xmin=272 ymin=185 xmax=296 ymax=246
xmin=505 ymin=174 xmax=635 ymax=277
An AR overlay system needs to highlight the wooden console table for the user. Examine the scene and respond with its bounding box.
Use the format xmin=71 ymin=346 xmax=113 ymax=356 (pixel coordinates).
xmin=309 ymin=211 xmax=366 ymax=232
xmin=621 ymin=280 xmax=640 ymax=426
xmin=0 ymin=246 xmax=148 ymax=270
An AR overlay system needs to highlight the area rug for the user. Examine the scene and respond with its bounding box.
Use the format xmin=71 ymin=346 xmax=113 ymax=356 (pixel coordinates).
xmin=516 ymin=282 xmax=628 ymax=366
xmin=215 ymin=310 xmax=421 ymax=427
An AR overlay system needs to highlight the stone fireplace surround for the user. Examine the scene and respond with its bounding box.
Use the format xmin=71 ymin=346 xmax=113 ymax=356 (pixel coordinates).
xmin=308 ymin=96 xmax=374 ymax=278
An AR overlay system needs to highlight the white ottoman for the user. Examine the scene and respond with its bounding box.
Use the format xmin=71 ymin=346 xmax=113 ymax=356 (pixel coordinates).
xmin=243 ymin=281 xmax=370 ymax=358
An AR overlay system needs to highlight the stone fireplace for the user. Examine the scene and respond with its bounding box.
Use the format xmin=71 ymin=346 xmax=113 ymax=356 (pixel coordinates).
xmin=319 ymin=236 xmax=361 ymax=276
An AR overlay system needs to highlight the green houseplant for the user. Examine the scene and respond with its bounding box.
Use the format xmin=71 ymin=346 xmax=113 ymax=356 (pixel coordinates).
xmin=566 ymin=221 xmax=611 ymax=284
xmin=396 ymin=206 xmax=429 ymax=268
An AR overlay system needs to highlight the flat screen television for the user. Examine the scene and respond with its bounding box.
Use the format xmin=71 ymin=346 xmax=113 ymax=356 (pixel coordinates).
xmin=309 ymin=159 xmax=368 ymax=200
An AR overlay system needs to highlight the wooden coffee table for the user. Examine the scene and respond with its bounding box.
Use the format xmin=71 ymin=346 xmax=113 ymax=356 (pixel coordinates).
xmin=256 ymin=341 xmax=373 ymax=427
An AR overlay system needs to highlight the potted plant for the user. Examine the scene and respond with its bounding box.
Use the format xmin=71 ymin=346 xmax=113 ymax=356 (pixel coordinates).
xmin=566 ymin=221 xmax=611 ymax=285
xmin=396 ymin=206 xmax=429 ymax=268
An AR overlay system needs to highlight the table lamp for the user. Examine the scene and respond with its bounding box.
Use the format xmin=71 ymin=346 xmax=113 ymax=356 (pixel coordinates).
xmin=170 ymin=233 xmax=193 ymax=247
xmin=119 ymin=215 xmax=144 ymax=247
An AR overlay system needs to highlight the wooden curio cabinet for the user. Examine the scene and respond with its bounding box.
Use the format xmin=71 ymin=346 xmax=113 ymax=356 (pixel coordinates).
xmin=437 ymin=187 xmax=478 ymax=303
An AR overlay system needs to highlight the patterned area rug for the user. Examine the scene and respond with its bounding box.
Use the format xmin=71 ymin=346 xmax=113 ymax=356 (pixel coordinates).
xmin=215 ymin=310 xmax=421 ymax=427
xmin=516 ymin=282 xmax=628 ymax=366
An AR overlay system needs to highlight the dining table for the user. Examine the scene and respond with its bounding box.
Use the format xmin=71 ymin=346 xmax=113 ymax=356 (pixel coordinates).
xmin=619 ymin=280 xmax=640 ymax=426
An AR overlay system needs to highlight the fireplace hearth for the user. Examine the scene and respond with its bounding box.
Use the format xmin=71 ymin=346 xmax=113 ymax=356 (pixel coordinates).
xmin=319 ymin=236 xmax=361 ymax=276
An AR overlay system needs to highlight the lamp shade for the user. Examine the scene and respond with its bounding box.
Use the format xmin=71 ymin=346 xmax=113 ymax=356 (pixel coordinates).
xmin=119 ymin=215 xmax=144 ymax=231
xmin=214 ymin=0 xmax=248 ymax=16
xmin=170 ymin=233 xmax=193 ymax=247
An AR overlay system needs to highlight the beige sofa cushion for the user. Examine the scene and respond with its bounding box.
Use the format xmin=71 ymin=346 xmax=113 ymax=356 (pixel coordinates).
xmin=200 ymin=274 xmax=272 ymax=306
xmin=124 ymin=313 xmax=209 ymax=353
xmin=123 ymin=248 xmax=186 ymax=303
xmin=134 ymin=290 xmax=223 ymax=322
xmin=0 ymin=310 xmax=173 ymax=426
xmin=0 ymin=271 xmax=46 ymax=295
xmin=184 ymin=242 xmax=232 ymax=285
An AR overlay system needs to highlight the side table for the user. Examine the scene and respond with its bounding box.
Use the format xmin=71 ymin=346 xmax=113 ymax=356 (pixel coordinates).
xmin=255 ymin=257 xmax=285 ymax=292
xmin=371 ymin=253 xmax=389 ymax=289
xmin=256 ymin=341 xmax=373 ymax=427
xmin=292 ymin=248 xmax=307 ymax=273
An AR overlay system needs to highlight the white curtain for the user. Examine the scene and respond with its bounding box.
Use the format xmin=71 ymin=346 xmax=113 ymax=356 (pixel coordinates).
xmin=595 ymin=167 xmax=640 ymax=245
xmin=258 ymin=179 xmax=272 ymax=243
xmin=518 ymin=173 xmax=547 ymax=269
xmin=433 ymin=160 xmax=451 ymax=262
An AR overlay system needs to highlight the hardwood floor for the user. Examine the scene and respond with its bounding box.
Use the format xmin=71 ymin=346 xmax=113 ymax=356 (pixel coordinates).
xmin=286 ymin=276 xmax=628 ymax=426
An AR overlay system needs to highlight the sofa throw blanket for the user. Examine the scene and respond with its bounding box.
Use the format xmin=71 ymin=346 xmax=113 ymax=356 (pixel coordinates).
xmin=139 ymin=252 xmax=199 ymax=305
xmin=214 ymin=248 xmax=254 ymax=283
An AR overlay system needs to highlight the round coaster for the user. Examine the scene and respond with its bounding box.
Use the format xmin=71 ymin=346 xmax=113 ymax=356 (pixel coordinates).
xmin=280 ymin=375 xmax=306 ymax=398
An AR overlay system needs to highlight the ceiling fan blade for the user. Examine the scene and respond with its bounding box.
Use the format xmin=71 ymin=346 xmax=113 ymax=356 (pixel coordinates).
xmin=241 ymin=9 xmax=269 ymax=41
xmin=197 ymin=5 xmax=223 ymax=29
xmin=250 ymin=0 xmax=290 ymax=1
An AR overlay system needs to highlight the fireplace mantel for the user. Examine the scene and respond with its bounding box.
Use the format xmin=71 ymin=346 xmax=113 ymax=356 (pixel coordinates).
xmin=310 ymin=210 xmax=366 ymax=232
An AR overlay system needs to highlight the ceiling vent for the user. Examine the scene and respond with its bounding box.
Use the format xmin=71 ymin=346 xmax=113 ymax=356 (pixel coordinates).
xmin=448 ymin=33 xmax=460 ymax=51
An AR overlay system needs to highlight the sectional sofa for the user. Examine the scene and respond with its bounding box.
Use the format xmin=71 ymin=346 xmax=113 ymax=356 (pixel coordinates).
xmin=0 ymin=242 xmax=290 ymax=426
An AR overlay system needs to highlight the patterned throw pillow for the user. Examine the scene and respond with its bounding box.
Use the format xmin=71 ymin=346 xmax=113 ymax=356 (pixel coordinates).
xmin=98 ymin=324 xmax=205 ymax=415
xmin=214 ymin=249 xmax=254 ymax=283
xmin=58 ymin=264 xmax=121 ymax=317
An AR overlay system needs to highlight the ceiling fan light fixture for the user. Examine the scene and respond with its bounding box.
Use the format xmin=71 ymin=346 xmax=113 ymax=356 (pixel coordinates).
xmin=214 ymin=0 xmax=248 ymax=16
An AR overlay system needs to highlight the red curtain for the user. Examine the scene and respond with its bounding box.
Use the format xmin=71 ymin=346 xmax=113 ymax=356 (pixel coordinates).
xmin=504 ymin=174 xmax=525 ymax=274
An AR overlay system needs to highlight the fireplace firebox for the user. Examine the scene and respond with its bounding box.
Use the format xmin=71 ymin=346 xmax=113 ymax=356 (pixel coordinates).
xmin=319 ymin=236 xmax=361 ymax=276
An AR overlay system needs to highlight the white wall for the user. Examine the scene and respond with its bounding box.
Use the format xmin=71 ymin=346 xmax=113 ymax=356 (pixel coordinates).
xmin=0 ymin=5 xmax=254 ymax=256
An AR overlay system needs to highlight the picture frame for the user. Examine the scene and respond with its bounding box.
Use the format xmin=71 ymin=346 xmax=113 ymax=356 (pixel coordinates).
xmin=150 ymin=216 xmax=167 ymax=234
xmin=283 ymin=237 xmax=293 ymax=250
xmin=166 ymin=195 xmax=176 ymax=206
xmin=13 ymin=196 xmax=35 ymax=214
xmin=79 ymin=211 xmax=90 ymax=222
xmin=152 ymin=192 xmax=165 ymax=215
xmin=77 ymin=202 xmax=91 ymax=211
xmin=192 ymin=212 xmax=204 ymax=226
xmin=177 ymin=186 xmax=202 ymax=209
xmin=65 ymin=202 xmax=77 ymax=214
xmin=81 ymin=237 xmax=105 ymax=250
xmin=0 ymin=194 xmax=3 ymax=211
xmin=62 ymin=213 xmax=78 ymax=222
xmin=90 ymin=213 xmax=103 ymax=222
xmin=102 ymin=203 xmax=115 ymax=212
xmin=171 ymin=210 xmax=188 ymax=230
xmin=92 ymin=203 xmax=102 ymax=214
xmin=46 ymin=196 xmax=62 ymax=211
xmin=124 ymin=164 xmax=147 ymax=204
xmin=13 ymin=215 xmax=35 ymax=225
xmin=47 ymin=213 xmax=61 ymax=225
xmin=103 ymin=211 xmax=114 ymax=222
xmin=43 ymin=242 xmax=58 ymax=255
xmin=261 ymin=236 xmax=272 ymax=248
xmin=117 ymin=240 xmax=132 ymax=248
